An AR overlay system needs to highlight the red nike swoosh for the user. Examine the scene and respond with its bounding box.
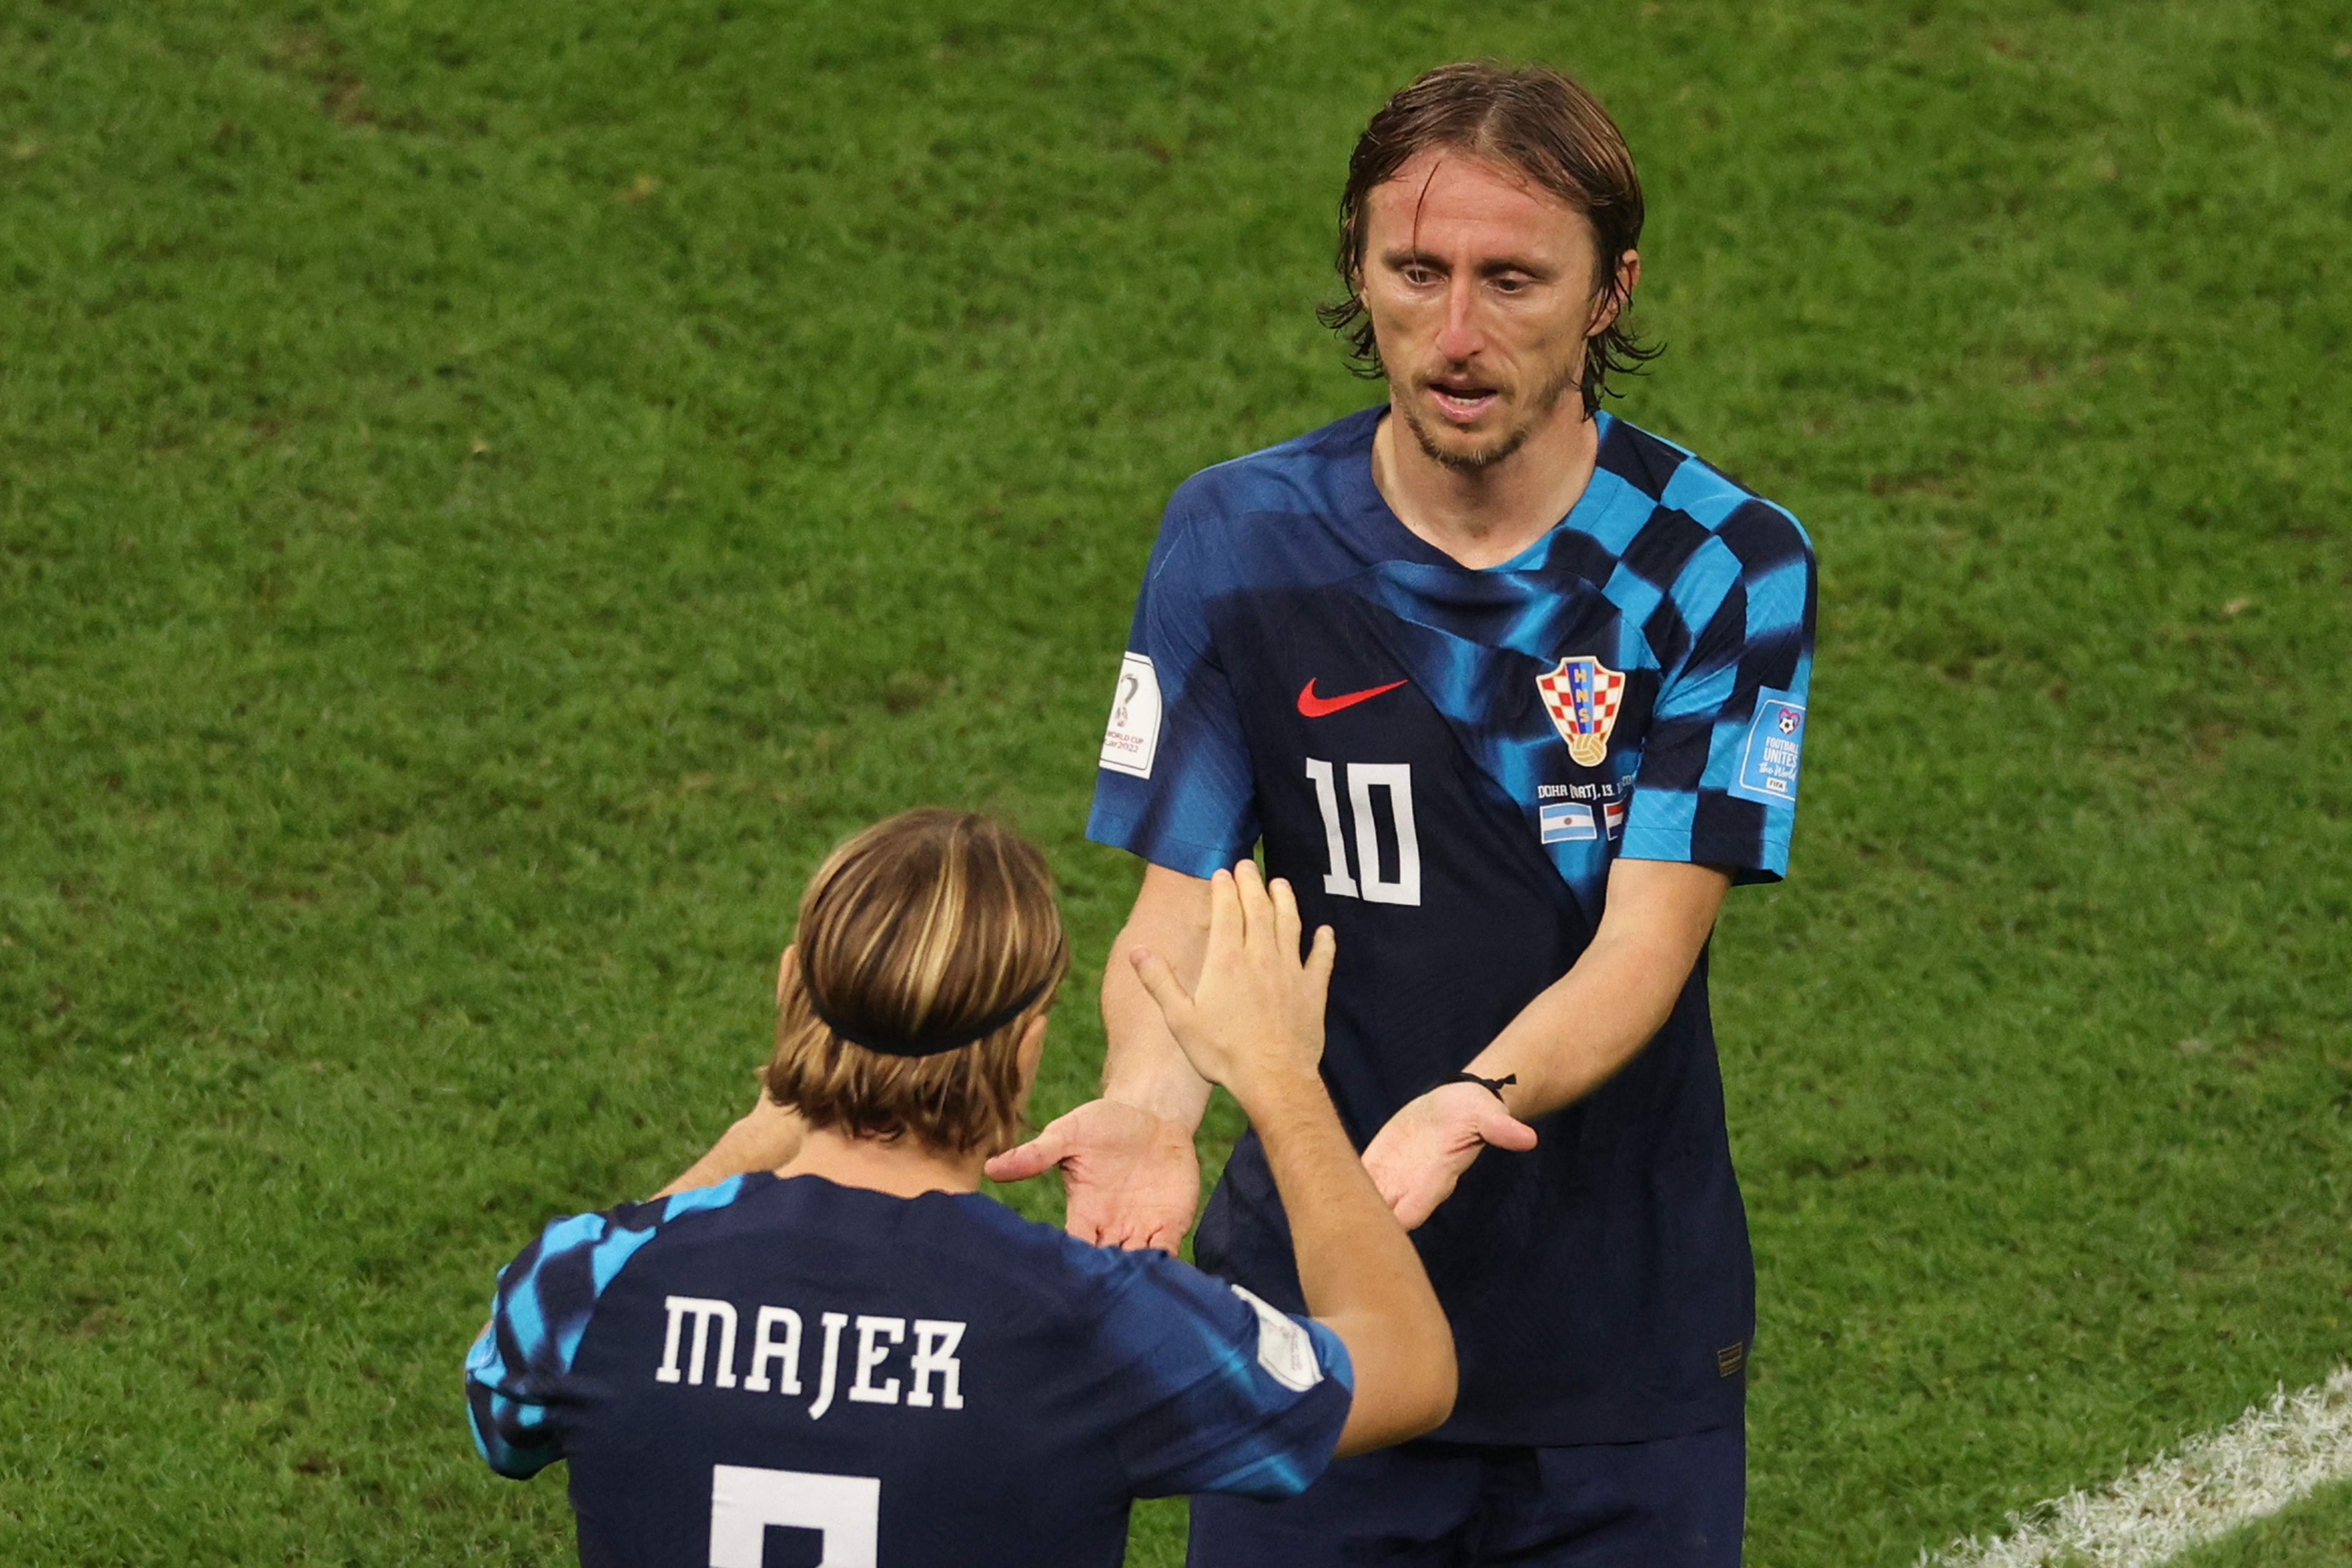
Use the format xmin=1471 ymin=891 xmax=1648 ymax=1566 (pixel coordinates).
xmin=1297 ymin=678 xmax=1410 ymax=718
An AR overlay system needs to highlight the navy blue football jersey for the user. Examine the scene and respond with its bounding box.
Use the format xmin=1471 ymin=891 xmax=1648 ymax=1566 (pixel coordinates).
xmin=466 ymin=1173 xmax=1352 ymax=1567
xmin=1088 ymin=406 xmax=1814 ymax=1446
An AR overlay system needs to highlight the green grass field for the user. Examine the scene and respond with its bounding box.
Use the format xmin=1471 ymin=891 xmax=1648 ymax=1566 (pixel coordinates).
xmin=4 ymin=1 xmax=2349 ymax=1562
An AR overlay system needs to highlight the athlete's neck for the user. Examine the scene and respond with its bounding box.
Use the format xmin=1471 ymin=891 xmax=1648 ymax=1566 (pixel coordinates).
xmin=778 ymin=1124 xmax=985 ymax=1199
xmin=1370 ymin=396 xmax=1601 ymax=571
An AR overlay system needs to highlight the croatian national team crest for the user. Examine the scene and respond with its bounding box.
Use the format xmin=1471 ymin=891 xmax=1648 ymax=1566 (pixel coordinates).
xmin=1536 ymin=656 xmax=1625 ymax=768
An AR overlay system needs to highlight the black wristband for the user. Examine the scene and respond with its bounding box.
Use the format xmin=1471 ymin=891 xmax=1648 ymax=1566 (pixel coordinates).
xmin=1446 ymin=1070 xmax=1517 ymax=1102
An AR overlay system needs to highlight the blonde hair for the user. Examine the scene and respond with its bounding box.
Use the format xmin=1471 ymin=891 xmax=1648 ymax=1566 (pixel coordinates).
xmin=765 ymin=809 xmax=1069 ymax=1156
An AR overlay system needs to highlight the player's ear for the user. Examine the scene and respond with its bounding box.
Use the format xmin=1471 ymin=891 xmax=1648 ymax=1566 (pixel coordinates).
xmin=1007 ymin=1013 xmax=1051 ymax=1128
xmin=1587 ymin=248 xmax=1640 ymax=338
xmin=1014 ymin=1013 xmax=1049 ymax=1084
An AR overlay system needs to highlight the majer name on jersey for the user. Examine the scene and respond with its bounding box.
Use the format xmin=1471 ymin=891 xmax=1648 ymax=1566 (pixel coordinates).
xmin=656 ymin=1295 xmax=967 ymax=1419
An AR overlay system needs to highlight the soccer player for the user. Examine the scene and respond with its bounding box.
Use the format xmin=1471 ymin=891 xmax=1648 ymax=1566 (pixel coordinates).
xmin=464 ymin=809 xmax=1455 ymax=1567
xmin=986 ymin=62 xmax=1815 ymax=1566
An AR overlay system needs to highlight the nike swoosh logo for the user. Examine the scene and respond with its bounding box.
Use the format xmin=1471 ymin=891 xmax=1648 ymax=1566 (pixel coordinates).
xmin=1296 ymin=678 xmax=1410 ymax=718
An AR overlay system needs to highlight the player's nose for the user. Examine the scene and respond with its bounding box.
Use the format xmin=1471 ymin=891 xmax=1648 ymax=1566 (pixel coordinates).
xmin=1434 ymin=276 xmax=1483 ymax=361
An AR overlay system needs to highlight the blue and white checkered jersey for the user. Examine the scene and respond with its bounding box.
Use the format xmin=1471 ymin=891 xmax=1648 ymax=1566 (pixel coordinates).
xmin=465 ymin=1172 xmax=1352 ymax=1568
xmin=1088 ymin=406 xmax=1815 ymax=1446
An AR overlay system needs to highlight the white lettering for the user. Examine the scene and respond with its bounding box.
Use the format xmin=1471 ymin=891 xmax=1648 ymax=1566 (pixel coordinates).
xmin=848 ymin=1316 xmax=905 ymax=1405
xmin=742 ymin=1306 xmax=803 ymax=1395
xmin=1539 ymin=781 xmax=1623 ymax=801
xmin=654 ymin=1295 xmax=739 ymax=1388
xmin=655 ymin=1297 xmax=964 ymax=1419
xmin=906 ymin=1320 xmax=966 ymax=1409
xmin=807 ymin=1311 xmax=848 ymax=1419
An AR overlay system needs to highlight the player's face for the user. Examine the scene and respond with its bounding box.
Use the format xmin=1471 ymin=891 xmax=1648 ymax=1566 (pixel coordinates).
xmin=1358 ymin=151 xmax=1631 ymax=471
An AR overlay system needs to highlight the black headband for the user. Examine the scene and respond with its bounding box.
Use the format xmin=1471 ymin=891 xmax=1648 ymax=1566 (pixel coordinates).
xmin=802 ymin=968 xmax=1058 ymax=1059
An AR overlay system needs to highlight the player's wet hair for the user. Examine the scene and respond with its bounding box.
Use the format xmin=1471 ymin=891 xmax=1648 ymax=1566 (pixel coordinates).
xmin=765 ymin=808 xmax=1069 ymax=1157
xmin=1319 ymin=60 xmax=1660 ymax=416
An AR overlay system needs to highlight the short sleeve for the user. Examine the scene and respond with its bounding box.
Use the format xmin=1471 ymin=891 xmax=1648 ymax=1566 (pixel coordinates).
xmin=463 ymin=1179 xmax=741 ymax=1479
xmin=465 ymin=1212 xmax=601 ymax=1478
xmin=1086 ymin=483 xmax=1261 ymax=877
xmin=1096 ymin=1251 xmax=1354 ymax=1501
xmin=1620 ymin=499 xmax=1816 ymax=882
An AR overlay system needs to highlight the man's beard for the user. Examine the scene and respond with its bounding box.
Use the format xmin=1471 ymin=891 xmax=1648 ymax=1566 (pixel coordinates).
xmin=1398 ymin=357 xmax=1585 ymax=473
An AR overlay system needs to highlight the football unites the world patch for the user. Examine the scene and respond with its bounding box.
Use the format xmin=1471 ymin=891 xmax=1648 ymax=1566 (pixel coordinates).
xmin=1536 ymin=656 xmax=1625 ymax=767
xmin=1728 ymin=688 xmax=1806 ymax=806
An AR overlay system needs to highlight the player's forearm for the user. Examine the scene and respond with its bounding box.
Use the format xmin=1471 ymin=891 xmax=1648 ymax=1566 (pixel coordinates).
xmin=1100 ymin=920 xmax=1215 ymax=1129
xmin=1462 ymin=861 xmax=1731 ymax=1119
xmin=1247 ymin=1072 xmax=1418 ymax=1314
xmin=1460 ymin=931 xmax=1689 ymax=1117
xmin=1245 ymin=1070 xmax=1455 ymax=1449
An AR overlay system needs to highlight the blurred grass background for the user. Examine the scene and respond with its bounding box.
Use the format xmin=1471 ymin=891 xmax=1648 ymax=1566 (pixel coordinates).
xmin=2 ymin=1 xmax=2347 ymax=1562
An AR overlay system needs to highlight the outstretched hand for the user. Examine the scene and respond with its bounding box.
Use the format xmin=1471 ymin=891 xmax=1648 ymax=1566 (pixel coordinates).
xmin=1127 ymin=861 xmax=1336 ymax=1103
xmin=983 ymin=1098 xmax=1201 ymax=1253
xmin=1361 ymin=1081 xmax=1539 ymax=1231
xmin=983 ymin=862 xmax=1336 ymax=1253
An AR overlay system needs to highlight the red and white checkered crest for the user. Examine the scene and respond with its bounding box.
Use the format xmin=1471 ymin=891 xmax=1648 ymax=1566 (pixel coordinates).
xmin=1536 ymin=656 xmax=1625 ymax=767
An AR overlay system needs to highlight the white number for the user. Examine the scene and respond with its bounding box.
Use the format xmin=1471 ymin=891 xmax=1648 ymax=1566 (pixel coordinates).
xmin=708 ymin=1464 xmax=880 ymax=1568
xmin=1347 ymin=763 xmax=1421 ymax=905
xmin=1304 ymin=759 xmax=1421 ymax=907
xmin=1304 ymin=759 xmax=1358 ymax=898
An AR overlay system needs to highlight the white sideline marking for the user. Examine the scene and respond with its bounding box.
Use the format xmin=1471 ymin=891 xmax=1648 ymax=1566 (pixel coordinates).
xmin=1922 ymin=1368 xmax=2352 ymax=1568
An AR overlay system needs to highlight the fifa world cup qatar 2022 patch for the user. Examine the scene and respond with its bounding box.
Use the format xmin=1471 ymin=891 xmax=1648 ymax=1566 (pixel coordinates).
xmin=1537 ymin=655 xmax=1626 ymax=767
xmin=1228 ymin=1284 xmax=1322 ymax=1393
xmin=1728 ymin=688 xmax=1806 ymax=806
xmin=1098 ymin=652 xmax=1162 ymax=779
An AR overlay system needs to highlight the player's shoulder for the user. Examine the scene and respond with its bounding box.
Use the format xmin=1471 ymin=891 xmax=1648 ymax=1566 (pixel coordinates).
xmin=488 ymin=1174 xmax=772 ymax=1370
xmin=1598 ymin=414 xmax=1814 ymax=573
xmin=1162 ymin=406 xmax=1381 ymax=537
xmin=509 ymin=1174 xmax=741 ymax=1272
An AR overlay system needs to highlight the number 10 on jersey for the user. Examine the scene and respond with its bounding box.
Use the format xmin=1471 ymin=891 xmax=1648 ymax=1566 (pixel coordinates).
xmin=1304 ymin=759 xmax=1421 ymax=907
